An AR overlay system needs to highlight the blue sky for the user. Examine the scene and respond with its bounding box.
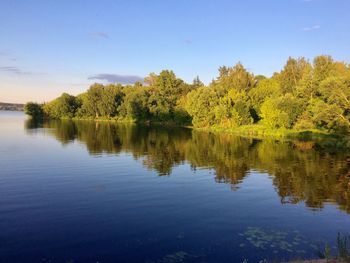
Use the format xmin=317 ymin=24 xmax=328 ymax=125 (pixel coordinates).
xmin=0 ymin=0 xmax=349 ymax=103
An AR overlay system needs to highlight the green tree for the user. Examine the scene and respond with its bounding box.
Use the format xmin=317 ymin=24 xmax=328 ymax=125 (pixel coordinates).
xmin=278 ymin=94 xmax=304 ymax=128
xmin=279 ymin=57 xmax=311 ymax=94
xmin=24 ymin=102 xmax=44 ymax=119
xmin=148 ymin=70 xmax=185 ymax=121
xmin=306 ymin=99 xmax=347 ymax=132
xmin=313 ymin=55 xmax=335 ymax=84
xmin=260 ymin=98 xmax=289 ymax=129
xmin=43 ymin=93 xmax=79 ymax=119
xmin=192 ymin=76 xmax=204 ymax=88
xmin=212 ymin=62 xmax=255 ymax=96
xmin=186 ymin=87 xmax=219 ymax=127
xmin=119 ymin=88 xmax=150 ymax=121
xmin=248 ymin=78 xmax=281 ymax=117
xmin=85 ymin=83 xmax=104 ymax=118
xmin=98 ymin=84 xmax=123 ymax=118
xmin=214 ymin=89 xmax=253 ymax=127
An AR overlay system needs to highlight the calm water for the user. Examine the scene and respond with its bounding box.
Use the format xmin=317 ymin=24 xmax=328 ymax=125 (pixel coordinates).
xmin=1 ymin=111 xmax=350 ymax=263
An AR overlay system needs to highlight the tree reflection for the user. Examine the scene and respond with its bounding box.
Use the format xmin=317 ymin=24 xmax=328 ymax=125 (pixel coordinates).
xmin=25 ymin=119 xmax=350 ymax=213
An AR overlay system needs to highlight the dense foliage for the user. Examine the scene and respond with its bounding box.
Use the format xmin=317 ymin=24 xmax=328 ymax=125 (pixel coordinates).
xmin=24 ymin=102 xmax=44 ymax=118
xmin=25 ymin=55 xmax=350 ymax=133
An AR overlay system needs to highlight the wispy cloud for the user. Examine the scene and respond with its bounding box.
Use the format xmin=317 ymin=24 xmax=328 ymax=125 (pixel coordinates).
xmin=90 ymin=32 xmax=110 ymax=39
xmin=0 ymin=66 xmax=30 ymax=75
xmin=0 ymin=66 xmax=45 ymax=75
xmin=0 ymin=49 xmax=11 ymax=56
xmin=302 ymin=25 xmax=320 ymax=31
xmin=0 ymin=50 xmax=17 ymax=61
xmin=88 ymin=74 xmax=143 ymax=84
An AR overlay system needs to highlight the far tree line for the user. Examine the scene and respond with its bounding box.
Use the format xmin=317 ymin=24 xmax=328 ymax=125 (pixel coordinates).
xmin=25 ymin=55 xmax=350 ymax=133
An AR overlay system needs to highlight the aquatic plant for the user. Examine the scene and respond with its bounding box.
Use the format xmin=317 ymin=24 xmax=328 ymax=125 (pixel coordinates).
xmin=146 ymin=251 xmax=201 ymax=263
xmin=317 ymin=243 xmax=332 ymax=260
xmin=337 ymin=233 xmax=350 ymax=262
xmin=238 ymin=227 xmax=314 ymax=256
xmin=317 ymin=233 xmax=350 ymax=262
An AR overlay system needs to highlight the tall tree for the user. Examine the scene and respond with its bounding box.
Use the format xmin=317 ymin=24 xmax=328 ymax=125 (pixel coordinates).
xmin=85 ymin=83 xmax=104 ymax=118
xmin=213 ymin=62 xmax=255 ymax=96
xmin=279 ymin=57 xmax=311 ymax=94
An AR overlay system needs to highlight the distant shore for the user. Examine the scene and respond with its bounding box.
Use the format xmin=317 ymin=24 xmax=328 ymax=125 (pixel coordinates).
xmin=0 ymin=102 xmax=24 ymax=111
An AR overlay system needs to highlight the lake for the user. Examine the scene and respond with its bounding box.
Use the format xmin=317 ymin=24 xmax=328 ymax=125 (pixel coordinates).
xmin=1 ymin=111 xmax=350 ymax=263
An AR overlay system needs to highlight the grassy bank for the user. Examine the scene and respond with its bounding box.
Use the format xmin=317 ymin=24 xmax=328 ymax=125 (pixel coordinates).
xmin=52 ymin=116 xmax=335 ymax=139
xmin=196 ymin=124 xmax=330 ymax=138
xmin=195 ymin=124 xmax=350 ymax=150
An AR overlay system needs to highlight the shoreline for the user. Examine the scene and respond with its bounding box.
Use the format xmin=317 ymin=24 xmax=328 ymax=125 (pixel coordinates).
xmin=33 ymin=116 xmax=348 ymax=141
xmin=27 ymin=116 xmax=350 ymax=150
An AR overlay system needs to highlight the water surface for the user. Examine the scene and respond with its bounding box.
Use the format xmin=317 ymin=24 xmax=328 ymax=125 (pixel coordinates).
xmin=1 ymin=111 xmax=350 ymax=263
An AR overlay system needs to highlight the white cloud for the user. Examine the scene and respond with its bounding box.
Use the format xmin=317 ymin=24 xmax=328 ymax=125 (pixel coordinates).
xmin=88 ymin=74 xmax=143 ymax=84
xmin=302 ymin=25 xmax=320 ymax=31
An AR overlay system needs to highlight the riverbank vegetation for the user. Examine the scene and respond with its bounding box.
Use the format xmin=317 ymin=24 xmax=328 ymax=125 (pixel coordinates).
xmin=25 ymin=55 xmax=350 ymax=136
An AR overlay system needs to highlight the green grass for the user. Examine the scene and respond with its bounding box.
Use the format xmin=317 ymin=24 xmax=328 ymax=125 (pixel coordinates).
xmin=197 ymin=124 xmax=326 ymax=138
xmin=195 ymin=124 xmax=346 ymax=140
xmin=193 ymin=124 xmax=350 ymax=150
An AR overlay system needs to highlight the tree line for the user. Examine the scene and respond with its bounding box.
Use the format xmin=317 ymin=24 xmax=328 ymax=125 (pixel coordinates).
xmin=25 ymin=55 xmax=350 ymax=133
